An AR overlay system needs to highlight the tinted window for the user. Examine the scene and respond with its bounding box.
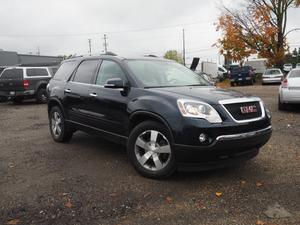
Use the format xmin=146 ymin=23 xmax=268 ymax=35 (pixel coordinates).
xmin=54 ymin=61 xmax=77 ymax=81
xmin=96 ymin=60 xmax=127 ymax=85
xmin=241 ymin=66 xmax=251 ymax=72
xmin=26 ymin=68 xmax=48 ymax=77
xmin=73 ymin=60 xmax=99 ymax=84
xmin=0 ymin=69 xmax=23 ymax=79
xmin=265 ymin=69 xmax=281 ymax=75
xmin=289 ymin=70 xmax=300 ymax=78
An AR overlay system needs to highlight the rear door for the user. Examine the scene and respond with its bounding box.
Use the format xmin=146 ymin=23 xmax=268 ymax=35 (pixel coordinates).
xmin=63 ymin=59 xmax=100 ymax=125
xmin=0 ymin=68 xmax=24 ymax=93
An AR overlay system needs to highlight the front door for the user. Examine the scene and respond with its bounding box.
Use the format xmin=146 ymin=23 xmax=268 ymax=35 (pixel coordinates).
xmin=86 ymin=60 xmax=130 ymax=136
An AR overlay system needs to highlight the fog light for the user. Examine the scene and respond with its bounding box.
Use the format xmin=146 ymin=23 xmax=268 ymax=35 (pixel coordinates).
xmin=199 ymin=133 xmax=207 ymax=143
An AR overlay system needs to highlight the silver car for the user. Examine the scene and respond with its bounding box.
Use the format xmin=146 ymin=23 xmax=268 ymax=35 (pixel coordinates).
xmin=262 ymin=68 xmax=284 ymax=84
xmin=278 ymin=68 xmax=300 ymax=110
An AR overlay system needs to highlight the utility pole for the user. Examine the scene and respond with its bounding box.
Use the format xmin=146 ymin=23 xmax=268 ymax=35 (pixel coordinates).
xmin=182 ymin=29 xmax=186 ymax=66
xmin=88 ymin=39 xmax=92 ymax=55
xmin=103 ymin=34 xmax=108 ymax=54
xmin=37 ymin=47 xmax=40 ymax=56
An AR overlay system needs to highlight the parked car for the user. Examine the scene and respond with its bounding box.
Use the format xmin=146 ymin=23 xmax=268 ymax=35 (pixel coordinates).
xmin=0 ymin=67 xmax=52 ymax=103
xmin=229 ymin=66 xmax=255 ymax=86
xmin=278 ymin=68 xmax=300 ymax=110
xmin=283 ymin=63 xmax=293 ymax=72
xmin=47 ymin=55 xmax=272 ymax=179
xmin=296 ymin=63 xmax=300 ymax=69
xmin=262 ymin=68 xmax=284 ymax=84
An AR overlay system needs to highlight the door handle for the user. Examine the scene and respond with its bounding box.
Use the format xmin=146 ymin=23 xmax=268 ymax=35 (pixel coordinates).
xmin=65 ymin=89 xmax=71 ymax=93
xmin=89 ymin=93 xmax=97 ymax=97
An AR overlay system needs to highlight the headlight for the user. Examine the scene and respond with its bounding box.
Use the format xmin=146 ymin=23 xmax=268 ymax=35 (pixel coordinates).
xmin=177 ymin=99 xmax=222 ymax=123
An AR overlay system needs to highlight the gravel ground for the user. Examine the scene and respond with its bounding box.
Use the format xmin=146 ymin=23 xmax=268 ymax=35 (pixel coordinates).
xmin=0 ymin=85 xmax=299 ymax=225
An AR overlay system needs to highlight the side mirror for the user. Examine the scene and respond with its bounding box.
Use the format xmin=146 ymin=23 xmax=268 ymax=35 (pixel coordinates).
xmin=104 ymin=78 xmax=124 ymax=89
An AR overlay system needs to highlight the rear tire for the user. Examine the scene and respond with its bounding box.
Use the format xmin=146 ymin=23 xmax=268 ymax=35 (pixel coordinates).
xmin=278 ymin=96 xmax=287 ymax=111
xmin=49 ymin=106 xmax=73 ymax=142
xmin=36 ymin=88 xmax=48 ymax=104
xmin=127 ymin=121 xmax=176 ymax=179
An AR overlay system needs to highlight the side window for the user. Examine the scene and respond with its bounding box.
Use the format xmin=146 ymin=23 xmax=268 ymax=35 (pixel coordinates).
xmin=54 ymin=61 xmax=77 ymax=81
xmin=73 ymin=60 xmax=99 ymax=84
xmin=96 ymin=60 xmax=127 ymax=85
xmin=26 ymin=68 xmax=49 ymax=77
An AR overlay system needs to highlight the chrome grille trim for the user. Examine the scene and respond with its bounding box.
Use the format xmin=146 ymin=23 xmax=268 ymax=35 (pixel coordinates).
xmin=219 ymin=97 xmax=266 ymax=123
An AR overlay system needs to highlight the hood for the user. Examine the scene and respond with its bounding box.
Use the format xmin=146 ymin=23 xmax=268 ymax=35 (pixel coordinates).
xmin=149 ymin=86 xmax=252 ymax=105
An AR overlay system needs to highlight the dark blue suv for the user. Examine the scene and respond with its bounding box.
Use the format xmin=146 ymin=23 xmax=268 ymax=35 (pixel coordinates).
xmin=47 ymin=55 xmax=272 ymax=179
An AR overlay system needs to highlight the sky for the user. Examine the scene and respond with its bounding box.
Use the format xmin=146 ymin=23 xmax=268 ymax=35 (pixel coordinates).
xmin=0 ymin=0 xmax=299 ymax=65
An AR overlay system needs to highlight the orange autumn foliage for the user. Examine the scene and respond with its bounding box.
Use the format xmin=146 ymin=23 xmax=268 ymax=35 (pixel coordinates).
xmin=216 ymin=0 xmax=299 ymax=67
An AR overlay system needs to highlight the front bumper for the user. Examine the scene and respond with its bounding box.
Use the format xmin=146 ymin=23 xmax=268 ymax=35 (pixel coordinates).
xmin=173 ymin=125 xmax=272 ymax=171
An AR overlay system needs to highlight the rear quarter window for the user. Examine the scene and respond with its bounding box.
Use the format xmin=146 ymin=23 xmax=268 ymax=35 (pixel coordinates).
xmin=0 ymin=69 xmax=23 ymax=79
xmin=53 ymin=61 xmax=78 ymax=81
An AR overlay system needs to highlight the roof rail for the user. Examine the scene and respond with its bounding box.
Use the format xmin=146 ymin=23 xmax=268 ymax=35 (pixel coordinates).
xmin=101 ymin=52 xmax=117 ymax=56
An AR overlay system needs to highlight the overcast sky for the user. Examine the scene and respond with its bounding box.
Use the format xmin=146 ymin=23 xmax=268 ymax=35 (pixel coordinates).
xmin=0 ymin=0 xmax=299 ymax=64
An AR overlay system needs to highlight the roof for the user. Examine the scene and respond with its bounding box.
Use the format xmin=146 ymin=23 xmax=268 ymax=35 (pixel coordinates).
xmin=63 ymin=54 xmax=171 ymax=63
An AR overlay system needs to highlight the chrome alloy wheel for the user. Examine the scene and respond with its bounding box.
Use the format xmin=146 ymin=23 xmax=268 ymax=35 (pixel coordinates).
xmin=134 ymin=130 xmax=171 ymax=171
xmin=51 ymin=111 xmax=62 ymax=137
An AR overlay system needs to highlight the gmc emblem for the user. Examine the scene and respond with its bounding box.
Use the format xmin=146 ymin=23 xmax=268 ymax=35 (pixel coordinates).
xmin=240 ymin=105 xmax=258 ymax=114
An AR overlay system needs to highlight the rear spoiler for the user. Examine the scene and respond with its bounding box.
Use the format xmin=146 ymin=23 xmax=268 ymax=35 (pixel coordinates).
xmin=190 ymin=57 xmax=200 ymax=71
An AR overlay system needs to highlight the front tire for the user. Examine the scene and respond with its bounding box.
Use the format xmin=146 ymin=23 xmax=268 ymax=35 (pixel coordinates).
xmin=49 ymin=106 xmax=73 ymax=142
xmin=127 ymin=121 xmax=176 ymax=179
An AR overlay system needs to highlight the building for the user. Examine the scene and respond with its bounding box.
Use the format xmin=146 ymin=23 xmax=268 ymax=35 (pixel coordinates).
xmin=0 ymin=50 xmax=63 ymax=67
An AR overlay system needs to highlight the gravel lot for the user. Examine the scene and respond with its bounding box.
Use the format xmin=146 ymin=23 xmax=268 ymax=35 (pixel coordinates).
xmin=0 ymin=85 xmax=299 ymax=225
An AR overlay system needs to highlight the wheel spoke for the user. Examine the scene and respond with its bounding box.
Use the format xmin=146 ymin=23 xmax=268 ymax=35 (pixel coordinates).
xmin=152 ymin=153 xmax=163 ymax=170
xmin=150 ymin=130 xmax=158 ymax=143
xmin=53 ymin=112 xmax=58 ymax=121
xmin=53 ymin=125 xmax=57 ymax=135
xmin=156 ymin=144 xmax=171 ymax=154
xmin=56 ymin=125 xmax=62 ymax=134
xmin=138 ymin=151 xmax=152 ymax=165
xmin=136 ymin=137 xmax=148 ymax=150
xmin=51 ymin=119 xmax=56 ymax=127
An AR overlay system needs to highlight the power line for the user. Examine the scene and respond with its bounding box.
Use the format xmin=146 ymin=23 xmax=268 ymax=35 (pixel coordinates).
xmin=0 ymin=20 xmax=209 ymax=38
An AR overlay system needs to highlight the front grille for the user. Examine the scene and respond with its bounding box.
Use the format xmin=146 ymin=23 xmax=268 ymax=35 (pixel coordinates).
xmin=223 ymin=101 xmax=262 ymax=121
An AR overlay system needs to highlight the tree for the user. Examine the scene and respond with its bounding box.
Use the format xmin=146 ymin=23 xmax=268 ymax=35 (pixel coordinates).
xmin=164 ymin=50 xmax=183 ymax=64
xmin=216 ymin=0 xmax=300 ymax=68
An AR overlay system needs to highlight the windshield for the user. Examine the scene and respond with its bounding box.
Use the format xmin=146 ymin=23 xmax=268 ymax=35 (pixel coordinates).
xmin=265 ymin=69 xmax=281 ymax=75
xmin=125 ymin=60 xmax=210 ymax=87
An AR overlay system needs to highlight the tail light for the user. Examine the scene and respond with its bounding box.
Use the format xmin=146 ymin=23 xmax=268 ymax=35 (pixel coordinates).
xmin=282 ymin=78 xmax=288 ymax=88
xmin=23 ymin=80 xmax=29 ymax=89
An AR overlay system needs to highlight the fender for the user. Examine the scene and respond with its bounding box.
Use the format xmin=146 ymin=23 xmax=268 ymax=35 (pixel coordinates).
xmin=129 ymin=110 xmax=175 ymax=142
xmin=35 ymin=80 xmax=49 ymax=92
xmin=47 ymin=97 xmax=67 ymax=118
